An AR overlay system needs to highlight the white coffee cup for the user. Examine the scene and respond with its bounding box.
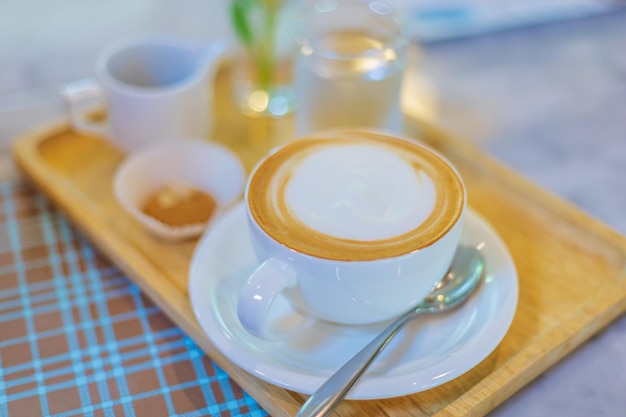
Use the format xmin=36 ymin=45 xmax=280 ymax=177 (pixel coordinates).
xmin=237 ymin=130 xmax=466 ymax=340
xmin=62 ymin=35 xmax=224 ymax=152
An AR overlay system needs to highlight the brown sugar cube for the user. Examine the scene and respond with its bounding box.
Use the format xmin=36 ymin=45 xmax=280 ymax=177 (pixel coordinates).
xmin=141 ymin=182 xmax=216 ymax=227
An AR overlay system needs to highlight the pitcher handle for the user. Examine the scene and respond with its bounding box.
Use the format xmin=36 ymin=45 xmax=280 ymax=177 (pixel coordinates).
xmin=61 ymin=78 xmax=109 ymax=138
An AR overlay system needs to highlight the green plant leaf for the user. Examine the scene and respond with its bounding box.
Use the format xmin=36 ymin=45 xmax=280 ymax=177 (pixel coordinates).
xmin=231 ymin=0 xmax=255 ymax=47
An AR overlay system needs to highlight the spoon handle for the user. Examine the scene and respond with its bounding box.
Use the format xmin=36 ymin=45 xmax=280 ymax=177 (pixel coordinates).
xmin=297 ymin=307 xmax=423 ymax=417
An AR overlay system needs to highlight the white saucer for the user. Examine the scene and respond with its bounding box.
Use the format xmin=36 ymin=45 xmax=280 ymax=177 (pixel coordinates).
xmin=189 ymin=203 xmax=518 ymax=399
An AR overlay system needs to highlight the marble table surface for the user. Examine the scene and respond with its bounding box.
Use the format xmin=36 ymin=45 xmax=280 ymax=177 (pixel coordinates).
xmin=0 ymin=2 xmax=624 ymax=415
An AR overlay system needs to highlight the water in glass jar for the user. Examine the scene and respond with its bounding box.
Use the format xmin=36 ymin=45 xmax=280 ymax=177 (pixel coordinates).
xmin=294 ymin=30 xmax=405 ymax=136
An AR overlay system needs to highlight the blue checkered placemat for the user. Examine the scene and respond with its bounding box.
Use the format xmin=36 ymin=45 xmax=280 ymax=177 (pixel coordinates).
xmin=0 ymin=180 xmax=268 ymax=417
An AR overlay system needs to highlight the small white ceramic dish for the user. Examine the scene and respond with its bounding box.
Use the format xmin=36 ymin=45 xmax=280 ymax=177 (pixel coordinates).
xmin=113 ymin=138 xmax=246 ymax=241
xmin=188 ymin=202 xmax=518 ymax=399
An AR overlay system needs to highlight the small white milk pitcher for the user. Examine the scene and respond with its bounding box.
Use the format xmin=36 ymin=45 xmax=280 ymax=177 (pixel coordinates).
xmin=62 ymin=35 xmax=225 ymax=152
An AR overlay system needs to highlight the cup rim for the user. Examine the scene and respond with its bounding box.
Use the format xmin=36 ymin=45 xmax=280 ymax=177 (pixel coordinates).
xmin=244 ymin=129 xmax=466 ymax=262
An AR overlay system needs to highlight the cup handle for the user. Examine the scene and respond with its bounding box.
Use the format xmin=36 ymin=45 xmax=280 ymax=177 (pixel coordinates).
xmin=61 ymin=78 xmax=110 ymax=138
xmin=237 ymin=258 xmax=310 ymax=341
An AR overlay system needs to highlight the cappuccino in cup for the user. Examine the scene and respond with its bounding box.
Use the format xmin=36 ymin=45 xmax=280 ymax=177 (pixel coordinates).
xmin=248 ymin=130 xmax=463 ymax=261
xmin=238 ymin=130 xmax=466 ymax=340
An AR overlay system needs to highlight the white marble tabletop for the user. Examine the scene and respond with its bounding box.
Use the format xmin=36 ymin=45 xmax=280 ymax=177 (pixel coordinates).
xmin=0 ymin=2 xmax=624 ymax=415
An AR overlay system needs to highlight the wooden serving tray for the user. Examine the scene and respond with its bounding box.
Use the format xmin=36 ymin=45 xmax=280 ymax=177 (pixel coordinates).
xmin=12 ymin=67 xmax=626 ymax=416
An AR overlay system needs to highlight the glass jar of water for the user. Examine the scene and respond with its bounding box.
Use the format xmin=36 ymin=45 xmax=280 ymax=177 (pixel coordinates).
xmin=291 ymin=0 xmax=409 ymax=135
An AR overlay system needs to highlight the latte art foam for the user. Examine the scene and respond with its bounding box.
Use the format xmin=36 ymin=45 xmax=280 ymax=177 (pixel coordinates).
xmin=248 ymin=131 xmax=465 ymax=261
xmin=285 ymin=144 xmax=435 ymax=241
